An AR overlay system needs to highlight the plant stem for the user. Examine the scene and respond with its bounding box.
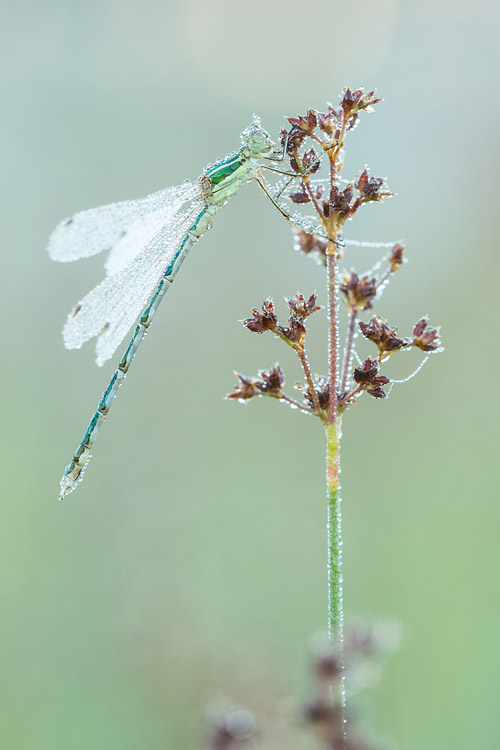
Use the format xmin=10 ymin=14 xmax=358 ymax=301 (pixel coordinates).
xmin=325 ymin=239 xmax=346 ymax=719
xmin=302 ymin=177 xmax=324 ymax=218
xmin=298 ymin=349 xmax=322 ymax=416
xmin=340 ymin=309 xmax=358 ymax=393
xmin=279 ymin=393 xmax=313 ymax=414
xmin=325 ymin=417 xmax=343 ymax=652
xmin=326 ymin=245 xmax=339 ymax=426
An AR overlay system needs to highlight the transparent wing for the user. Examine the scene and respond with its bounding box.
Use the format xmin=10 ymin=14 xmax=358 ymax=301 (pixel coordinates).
xmin=63 ymin=198 xmax=205 ymax=366
xmin=104 ymin=207 xmax=169 ymax=277
xmin=47 ymin=182 xmax=199 ymax=263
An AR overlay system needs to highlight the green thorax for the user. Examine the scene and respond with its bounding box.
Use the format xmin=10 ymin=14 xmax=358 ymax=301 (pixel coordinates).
xmin=202 ymin=123 xmax=274 ymax=205
xmin=206 ymin=151 xmax=245 ymax=186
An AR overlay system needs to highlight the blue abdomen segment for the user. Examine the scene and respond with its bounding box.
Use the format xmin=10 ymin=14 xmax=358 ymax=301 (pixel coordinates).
xmin=59 ymin=275 xmax=172 ymax=498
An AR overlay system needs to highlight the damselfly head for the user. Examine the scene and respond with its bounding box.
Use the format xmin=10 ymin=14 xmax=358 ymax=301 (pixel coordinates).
xmin=240 ymin=121 xmax=274 ymax=156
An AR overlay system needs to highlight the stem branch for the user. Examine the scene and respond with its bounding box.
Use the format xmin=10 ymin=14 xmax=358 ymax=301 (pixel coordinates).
xmin=340 ymin=309 xmax=358 ymax=393
xmin=297 ymin=349 xmax=322 ymax=417
xmin=279 ymin=393 xmax=314 ymax=414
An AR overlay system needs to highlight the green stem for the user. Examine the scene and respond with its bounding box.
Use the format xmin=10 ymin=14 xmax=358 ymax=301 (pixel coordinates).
xmin=326 ymin=418 xmax=343 ymax=643
xmin=326 ymin=241 xmax=346 ymax=718
xmin=325 ymin=419 xmax=345 ymax=713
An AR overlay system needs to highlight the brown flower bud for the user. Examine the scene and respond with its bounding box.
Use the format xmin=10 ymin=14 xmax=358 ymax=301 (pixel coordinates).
xmin=412 ymin=318 xmax=441 ymax=351
xmin=330 ymin=184 xmax=354 ymax=216
xmin=277 ymin=317 xmax=307 ymax=351
xmin=294 ymin=230 xmax=328 ymax=266
xmin=387 ymin=243 xmax=404 ymax=272
xmin=226 ymin=373 xmax=261 ymax=401
xmin=289 ymin=183 xmax=310 ymax=204
xmin=242 ymin=299 xmax=278 ymax=334
xmin=257 ymin=365 xmax=285 ymax=394
xmin=227 ymin=366 xmax=285 ymax=402
xmin=281 ymin=125 xmax=307 ymax=154
xmin=289 ymin=183 xmax=323 ymax=205
xmin=287 ymin=292 xmax=321 ymax=320
xmin=317 ymin=107 xmax=340 ymax=136
xmin=340 ymin=271 xmax=377 ymax=312
xmin=301 ymin=148 xmax=321 ymax=174
xmin=353 ymin=358 xmax=390 ymax=398
xmin=341 ymin=88 xmax=382 ymax=118
xmin=304 ymin=376 xmax=330 ymax=412
xmin=354 ymin=168 xmax=391 ymax=203
xmin=286 ymin=110 xmax=318 ymax=134
xmin=359 ymin=317 xmax=408 ymax=355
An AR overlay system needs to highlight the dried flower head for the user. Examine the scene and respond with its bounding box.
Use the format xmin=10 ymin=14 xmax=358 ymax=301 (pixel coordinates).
xmin=317 ymin=106 xmax=342 ymax=137
xmin=287 ymin=292 xmax=321 ymax=320
xmin=294 ymin=230 xmax=329 ymax=266
xmin=327 ymin=184 xmax=354 ymax=220
xmin=289 ymin=182 xmax=324 ymax=206
xmin=412 ymin=317 xmax=441 ymax=352
xmin=340 ymin=271 xmax=378 ymax=312
xmin=242 ymin=299 xmax=278 ymax=334
xmin=227 ymin=366 xmax=285 ymax=402
xmin=258 ymin=365 xmax=285 ymax=394
xmin=303 ymin=376 xmax=330 ymax=412
xmin=286 ymin=109 xmax=318 ymax=135
xmin=340 ymin=87 xmax=382 ymax=118
xmin=277 ymin=316 xmax=307 ymax=350
xmin=226 ymin=373 xmax=261 ymax=401
xmin=354 ymin=168 xmax=392 ymax=204
xmin=280 ymin=125 xmax=307 ymax=154
xmin=359 ymin=316 xmax=408 ymax=356
xmin=387 ymin=242 xmax=404 ymax=272
xmin=288 ymin=183 xmax=309 ymax=205
xmin=305 ymin=170 xmax=392 ymax=230
xmin=242 ymin=295 xmax=320 ymax=355
xmin=353 ymin=358 xmax=390 ymax=398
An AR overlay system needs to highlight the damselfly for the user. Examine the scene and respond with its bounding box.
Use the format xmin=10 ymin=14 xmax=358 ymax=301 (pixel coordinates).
xmin=48 ymin=119 xmax=310 ymax=500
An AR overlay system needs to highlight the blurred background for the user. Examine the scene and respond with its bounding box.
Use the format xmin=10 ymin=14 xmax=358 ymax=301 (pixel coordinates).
xmin=1 ymin=0 xmax=498 ymax=747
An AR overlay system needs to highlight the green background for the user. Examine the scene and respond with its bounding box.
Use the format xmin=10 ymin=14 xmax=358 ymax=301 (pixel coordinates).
xmin=2 ymin=0 xmax=498 ymax=747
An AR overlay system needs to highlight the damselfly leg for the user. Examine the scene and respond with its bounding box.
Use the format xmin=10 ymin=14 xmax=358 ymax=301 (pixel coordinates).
xmin=254 ymin=165 xmax=344 ymax=247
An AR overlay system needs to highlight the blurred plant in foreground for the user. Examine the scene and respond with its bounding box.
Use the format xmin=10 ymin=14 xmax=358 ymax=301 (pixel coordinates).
xmin=204 ymin=619 xmax=400 ymax=750
xmin=227 ymin=89 xmax=442 ymax=740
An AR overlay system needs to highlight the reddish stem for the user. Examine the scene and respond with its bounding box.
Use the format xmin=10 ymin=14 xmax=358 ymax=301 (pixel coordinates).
xmin=327 ymin=246 xmax=339 ymax=425
xmin=302 ymin=178 xmax=324 ymax=218
xmin=338 ymin=385 xmax=363 ymax=408
xmin=298 ymin=349 xmax=323 ymax=418
xmin=280 ymin=393 xmax=314 ymax=414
